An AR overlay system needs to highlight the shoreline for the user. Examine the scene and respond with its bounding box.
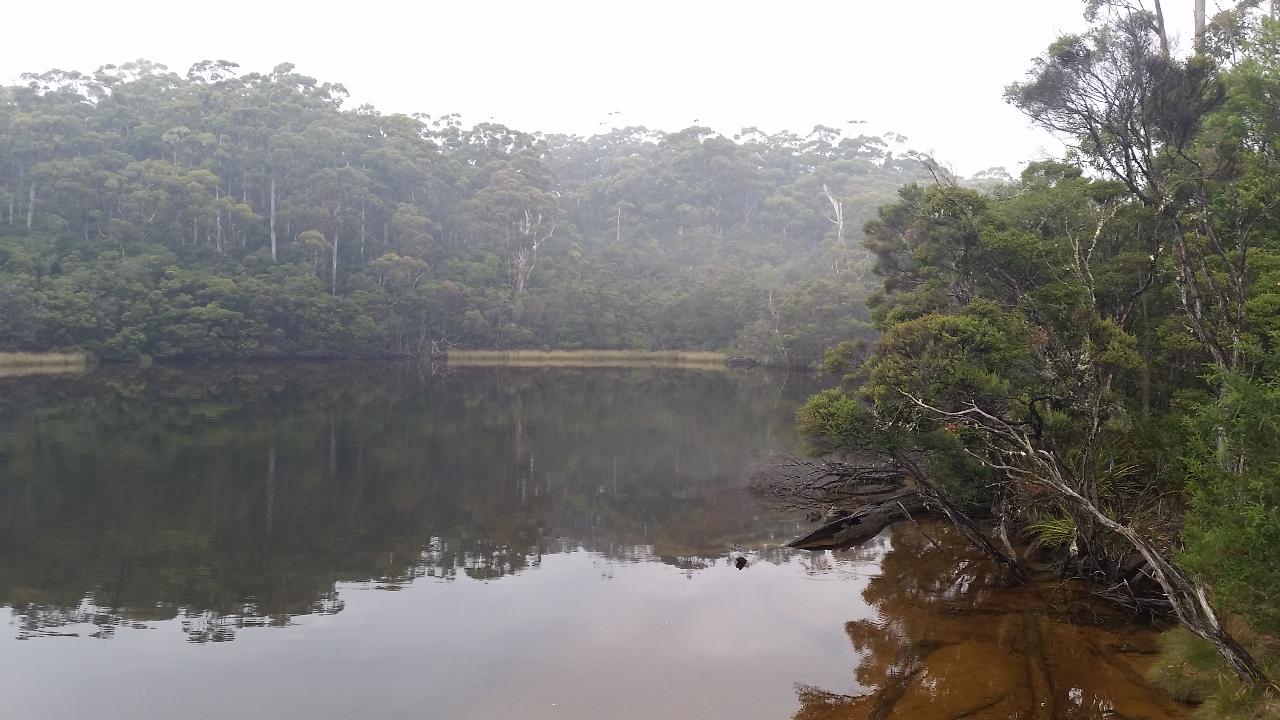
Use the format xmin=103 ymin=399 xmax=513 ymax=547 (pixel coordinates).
xmin=0 ymin=349 xmax=803 ymax=373
xmin=442 ymin=349 xmax=729 ymax=368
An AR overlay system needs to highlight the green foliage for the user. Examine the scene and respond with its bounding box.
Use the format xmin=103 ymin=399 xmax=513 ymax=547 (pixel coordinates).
xmin=799 ymin=4 xmax=1280 ymax=701
xmin=865 ymin=301 xmax=1037 ymax=416
xmin=0 ymin=63 xmax=926 ymax=362
xmin=1180 ymin=357 xmax=1280 ymax=637
xmin=1028 ymin=516 xmax=1077 ymax=549
xmin=819 ymin=340 xmax=865 ymax=377
xmin=796 ymin=389 xmax=877 ymax=454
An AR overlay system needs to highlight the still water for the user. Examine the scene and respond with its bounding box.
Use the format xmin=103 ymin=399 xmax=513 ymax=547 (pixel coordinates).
xmin=0 ymin=364 xmax=1188 ymax=719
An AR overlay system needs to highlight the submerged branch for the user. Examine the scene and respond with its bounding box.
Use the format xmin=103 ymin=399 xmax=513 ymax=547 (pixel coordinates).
xmin=787 ymin=491 xmax=926 ymax=550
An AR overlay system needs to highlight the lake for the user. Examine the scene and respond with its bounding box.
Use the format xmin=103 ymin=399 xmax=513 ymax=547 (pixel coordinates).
xmin=0 ymin=364 xmax=1189 ymax=719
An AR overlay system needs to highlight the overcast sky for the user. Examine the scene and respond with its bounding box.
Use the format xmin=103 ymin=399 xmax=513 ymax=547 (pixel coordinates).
xmin=4 ymin=0 xmax=1202 ymax=175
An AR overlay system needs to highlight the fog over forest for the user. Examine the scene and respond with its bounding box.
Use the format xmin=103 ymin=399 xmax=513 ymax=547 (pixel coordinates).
xmin=0 ymin=61 xmax=951 ymax=363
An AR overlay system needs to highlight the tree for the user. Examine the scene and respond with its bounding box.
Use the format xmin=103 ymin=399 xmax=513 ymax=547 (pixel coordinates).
xmin=786 ymin=4 xmax=1280 ymax=689
xmin=461 ymin=155 xmax=561 ymax=295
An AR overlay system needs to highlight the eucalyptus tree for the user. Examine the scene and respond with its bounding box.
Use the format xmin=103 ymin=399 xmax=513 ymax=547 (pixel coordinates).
xmin=460 ymin=153 xmax=562 ymax=295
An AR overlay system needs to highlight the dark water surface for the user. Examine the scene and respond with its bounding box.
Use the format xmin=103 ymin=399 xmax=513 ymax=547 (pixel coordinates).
xmin=0 ymin=364 xmax=1188 ymax=719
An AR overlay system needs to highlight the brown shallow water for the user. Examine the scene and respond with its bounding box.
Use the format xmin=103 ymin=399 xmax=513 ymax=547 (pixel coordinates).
xmin=0 ymin=364 xmax=1189 ymax=719
xmin=797 ymin=523 xmax=1192 ymax=720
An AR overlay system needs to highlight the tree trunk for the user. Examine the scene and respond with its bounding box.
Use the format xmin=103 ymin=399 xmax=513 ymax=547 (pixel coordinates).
xmin=787 ymin=492 xmax=927 ymax=550
xmin=1194 ymin=0 xmax=1207 ymax=53
xmin=269 ymin=175 xmax=277 ymax=262
xmin=1141 ymin=289 xmax=1151 ymax=415
xmin=824 ymin=183 xmax=844 ymax=248
xmin=25 ymin=181 xmax=36 ymax=230
xmin=332 ymin=231 xmax=340 ymax=296
xmin=1060 ymin=483 xmax=1272 ymax=688
xmin=1153 ymin=0 xmax=1171 ymax=58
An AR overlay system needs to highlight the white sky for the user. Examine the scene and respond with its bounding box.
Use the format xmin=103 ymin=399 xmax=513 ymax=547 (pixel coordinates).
xmin=3 ymin=0 xmax=1203 ymax=175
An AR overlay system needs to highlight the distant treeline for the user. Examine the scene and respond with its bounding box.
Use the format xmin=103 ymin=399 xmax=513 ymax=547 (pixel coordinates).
xmin=0 ymin=60 xmax=948 ymax=364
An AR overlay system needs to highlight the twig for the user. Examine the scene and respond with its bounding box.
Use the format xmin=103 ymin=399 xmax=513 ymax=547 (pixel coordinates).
xmin=897 ymin=500 xmax=940 ymax=548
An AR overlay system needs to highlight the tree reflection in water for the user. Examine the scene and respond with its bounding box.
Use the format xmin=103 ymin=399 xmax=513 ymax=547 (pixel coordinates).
xmin=0 ymin=363 xmax=813 ymax=642
xmin=0 ymin=364 xmax=1197 ymax=718
xmin=793 ymin=523 xmax=1192 ymax=720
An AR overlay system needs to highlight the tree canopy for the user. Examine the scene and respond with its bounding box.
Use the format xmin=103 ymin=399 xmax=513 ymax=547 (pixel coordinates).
xmin=0 ymin=62 xmax=929 ymax=363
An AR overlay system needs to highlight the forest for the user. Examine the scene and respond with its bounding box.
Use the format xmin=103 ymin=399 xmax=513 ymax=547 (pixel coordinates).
xmin=0 ymin=59 xmax=946 ymax=365
xmin=792 ymin=2 xmax=1280 ymax=716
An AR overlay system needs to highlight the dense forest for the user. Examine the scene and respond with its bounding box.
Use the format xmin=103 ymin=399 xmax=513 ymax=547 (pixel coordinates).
xmin=0 ymin=60 xmax=947 ymax=364
xmin=796 ymin=2 xmax=1280 ymax=716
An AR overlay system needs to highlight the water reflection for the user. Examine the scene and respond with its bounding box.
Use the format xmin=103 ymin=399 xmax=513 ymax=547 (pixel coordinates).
xmin=0 ymin=365 xmax=1188 ymax=720
xmin=795 ymin=523 xmax=1192 ymax=720
xmin=0 ymin=364 xmax=813 ymax=641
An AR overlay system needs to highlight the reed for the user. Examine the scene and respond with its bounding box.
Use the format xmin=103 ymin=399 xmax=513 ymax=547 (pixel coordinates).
xmin=0 ymin=351 xmax=91 ymax=377
xmin=0 ymin=351 xmax=91 ymax=368
xmin=443 ymin=349 xmax=727 ymax=368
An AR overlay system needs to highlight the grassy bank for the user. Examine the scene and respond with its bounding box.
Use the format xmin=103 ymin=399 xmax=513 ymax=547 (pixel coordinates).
xmin=1149 ymin=627 xmax=1280 ymax=719
xmin=443 ymin=349 xmax=727 ymax=368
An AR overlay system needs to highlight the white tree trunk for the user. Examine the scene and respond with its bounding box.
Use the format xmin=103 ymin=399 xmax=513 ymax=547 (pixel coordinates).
xmin=269 ymin=175 xmax=277 ymax=262
xmin=1194 ymin=0 xmax=1207 ymax=52
xmin=332 ymin=231 xmax=340 ymax=296
xmin=822 ymin=183 xmax=844 ymax=248
xmin=25 ymin=182 xmax=36 ymax=230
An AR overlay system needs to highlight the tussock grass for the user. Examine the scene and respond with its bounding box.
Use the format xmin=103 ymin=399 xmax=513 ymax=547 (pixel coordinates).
xmin=1028 ymin=516 xmax=1077 ymax=549
xmin=444 ymin=349 xmax=727 ymax=368
xmin=1149 ymin=624 xmax=1280 ymax=719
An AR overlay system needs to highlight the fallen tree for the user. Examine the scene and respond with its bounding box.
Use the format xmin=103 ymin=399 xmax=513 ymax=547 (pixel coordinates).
xmin=750 ymin=454 xmax=1028 ymax=580
xmin=786 ymin=491 xmax=925 ymax=550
